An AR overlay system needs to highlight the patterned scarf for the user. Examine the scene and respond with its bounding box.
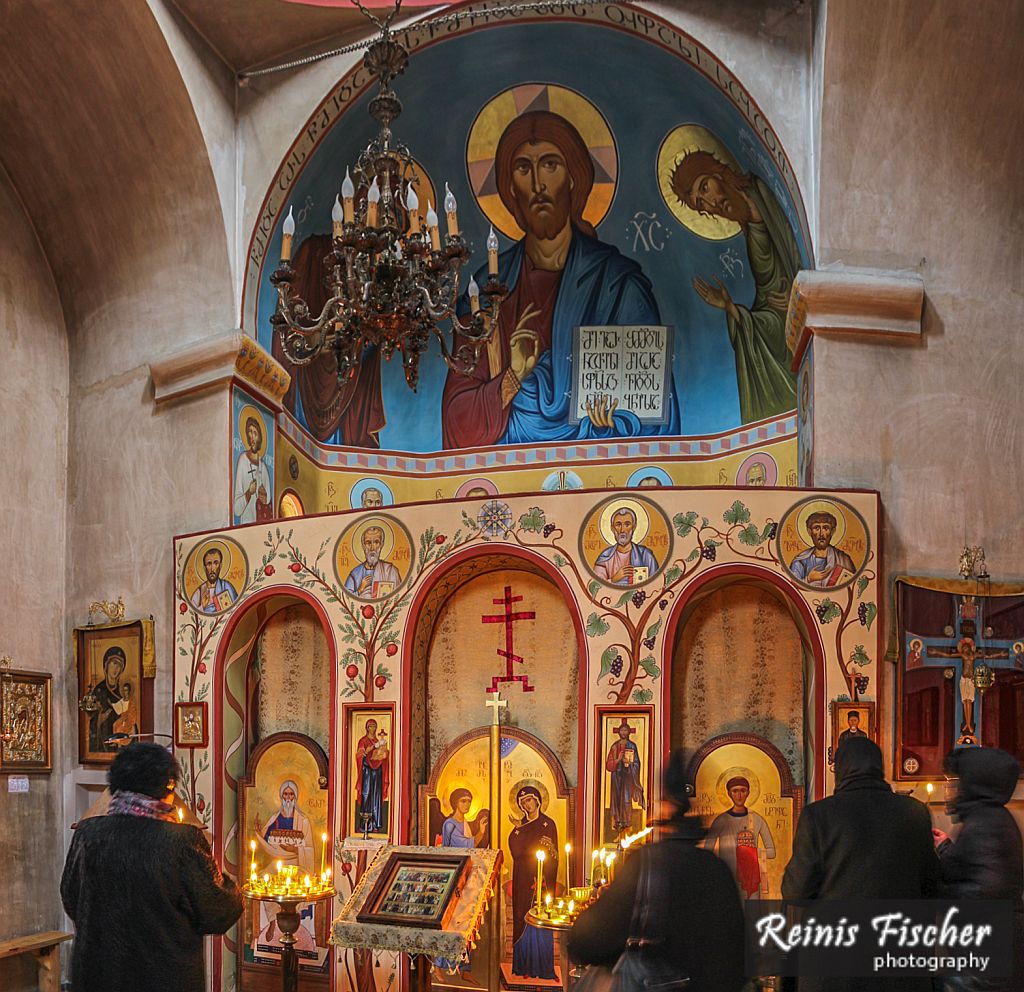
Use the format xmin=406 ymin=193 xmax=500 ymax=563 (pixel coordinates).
xmin=107 ymin=789 xmax=179 ymax=822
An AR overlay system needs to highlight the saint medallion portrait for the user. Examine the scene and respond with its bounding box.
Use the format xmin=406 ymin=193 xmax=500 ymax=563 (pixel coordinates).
xmin=580 ymin=495 xmax=671 ymax=588
xmin=776 ymin=496 xmax=868 ymax=591
xmin=333 ymin=515 xmax=413 ymax=600
xmin=182 ymin=537 xmax=249 ymax=616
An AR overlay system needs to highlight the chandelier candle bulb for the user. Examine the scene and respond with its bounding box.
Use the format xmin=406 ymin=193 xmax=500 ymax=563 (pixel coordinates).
xmin=487 ymin=226 xmax=499 ymax=275
xmin=366 ymin=178 xmax=380 ymax=228
xmin=426 ymin=201 xmax=440 ymax=250
xmin=468 ymin=275 xmax=481 ymax=314
xmin=405 ymin=184 xmax=420 ymax=234
xmin=332 ymin=196 xmax=344 ymax=238
xmin=342 ymin=168 xmax=355 ymax=223
xmin=444 ymin=182 xmax=459 ymax=237
xmin=535 ymin=850 xmax=545 ymax=916
xmin=281 ymin=206 xmax=295 ymax=262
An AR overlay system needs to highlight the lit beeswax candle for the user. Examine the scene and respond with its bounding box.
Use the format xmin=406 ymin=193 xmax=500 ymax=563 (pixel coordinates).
xmin=444 ymin=182 xmax=458 ymax=237
xmin=281 ymin=206 xmax=295 ymax=262
xmin=487 ymin=226 xmax=499 ymax=275
xmin=535 ymin=850 xmax=545 ymax=915
xmin=332 ymin=196 xmax=344 ymax=238
xmin=426 ymin=201 xmax=440 ymax=250
xmin=366 ymin=178 xmax=380 ymax=227
xmin=342 ymin=168 xmax=355 ymax=223
xmin=405 ymin=183 xmax=420 ymax=234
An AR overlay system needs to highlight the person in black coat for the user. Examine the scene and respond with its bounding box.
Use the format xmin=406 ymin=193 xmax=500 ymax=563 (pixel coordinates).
xmin=567 ymin=749 xmax=746 ymax=992
xmin=781 ymin=735 xmax=939 ymax=992
xmin=61 ymin=743 xmax=243 ymax=992
xmin=933 ymin=746 xmax=1023 ymax=992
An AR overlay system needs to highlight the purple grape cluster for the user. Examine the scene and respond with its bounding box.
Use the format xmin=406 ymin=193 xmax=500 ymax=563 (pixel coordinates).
xmin=631 ymin=590 xmax=646 ymax=608
xmin=610 ymin=654 xmax=624 ymax=677
xmin=855 ymin=675 xmax=870 ymax=694
xmin=701 ymin=543 xmax=717 ymax=561
xmin=543 ymin=523 xmax=556 ymax=538
xmin=643 ymin=637 xmax=656 ymax=650
xmin=857 ymin=603 xmax=869 ymax=626
xmin=767 ymin=522 xmax=778 ymax=540
xmin=659 ymin=599 xmax=668 ymax=610
xmin=815 ymin=602 xmax=831 ymax=622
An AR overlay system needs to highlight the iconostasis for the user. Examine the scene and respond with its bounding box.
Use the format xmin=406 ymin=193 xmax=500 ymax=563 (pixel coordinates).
xmin=176 ymin=3 xmax=854 ymax=989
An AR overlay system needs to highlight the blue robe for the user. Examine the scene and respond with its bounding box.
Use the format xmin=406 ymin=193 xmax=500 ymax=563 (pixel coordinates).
xmin=594 ymin=542 xmax=659 ymax=586
xmin=444 ymin=228 xmax=680 ymax=447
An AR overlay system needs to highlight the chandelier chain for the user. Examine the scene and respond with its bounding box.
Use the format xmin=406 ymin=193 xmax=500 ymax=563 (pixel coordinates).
xmin=239 ymin=0 xmax=626 ymax=81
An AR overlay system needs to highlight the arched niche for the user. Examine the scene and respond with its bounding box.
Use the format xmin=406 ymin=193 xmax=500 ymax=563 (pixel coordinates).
xmin=402 ymin=547 xmax=586 ymax=843
xmin=247 ymin=602 xmax=330 ymax=755
xmin=210 ymin=589 xmax=337 ymax=992
xmin=663 ymin=566 xmax=825 ymax=800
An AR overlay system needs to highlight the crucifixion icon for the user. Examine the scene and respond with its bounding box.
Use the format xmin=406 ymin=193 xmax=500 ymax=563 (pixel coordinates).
xmin=481 ymin=585 xmax=536 ymax=693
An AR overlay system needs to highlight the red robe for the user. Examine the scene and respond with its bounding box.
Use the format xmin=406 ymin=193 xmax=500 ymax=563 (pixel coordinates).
xmin=442 ymin=256 xmax=561 ymax=450
xmin=272 ymin=234 xmax=386 ymax=447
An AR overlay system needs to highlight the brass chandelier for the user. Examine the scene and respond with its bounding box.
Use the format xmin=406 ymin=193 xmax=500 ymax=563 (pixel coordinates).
xmin=270 ymin=1 xmax=508 ymax=391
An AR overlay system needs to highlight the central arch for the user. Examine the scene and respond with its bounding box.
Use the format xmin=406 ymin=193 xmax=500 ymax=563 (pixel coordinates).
xmin=399 ymin=544 xmax=589 ymax=846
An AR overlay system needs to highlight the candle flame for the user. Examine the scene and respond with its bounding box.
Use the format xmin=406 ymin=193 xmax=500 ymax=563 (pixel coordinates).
xmin=568 ymin=899 xmax=575 ymax=914
xmin=250 ymin=839 xmax=256 ymax=851
xmin=177 ymin=807 xmax=184 ymax=822
xmin=620 ymin=826 xmax=654 ymax=849
xmin=926 ymin=782 xmax=934 ymax=795
xmin=564 ymin=842 xmax=571 ymax=854
xmin=536 ymin=849 xmax=546 ymax=862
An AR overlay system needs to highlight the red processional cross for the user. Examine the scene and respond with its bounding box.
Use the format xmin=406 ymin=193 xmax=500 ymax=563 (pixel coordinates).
xmin=481 ymin=585 xmax=536 ymax=692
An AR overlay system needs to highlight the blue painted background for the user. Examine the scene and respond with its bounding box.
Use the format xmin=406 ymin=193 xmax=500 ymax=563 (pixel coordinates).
xmin=255 ymin=21 xmax=810 ymax=452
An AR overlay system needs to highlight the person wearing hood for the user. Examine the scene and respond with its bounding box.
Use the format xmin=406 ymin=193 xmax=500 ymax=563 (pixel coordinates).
xmin=933 ymin=746 xmax=1023 ymax=992
xmin=567 ymin=749 xmax=746 ymax=992
xmin=781 ymin=735 xmax=939 ymax=992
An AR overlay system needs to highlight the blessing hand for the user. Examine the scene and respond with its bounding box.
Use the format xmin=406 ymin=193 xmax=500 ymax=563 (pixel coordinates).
xmin=585 ymin=394 xmax=619 ymax=429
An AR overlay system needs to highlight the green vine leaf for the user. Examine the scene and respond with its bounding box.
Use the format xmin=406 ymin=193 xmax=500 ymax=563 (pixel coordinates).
xmin=857 ymin=575 xmax=870 ymax=598
xmin=632 ymin=688 xmax=653 ymax=704
xmin=724 ymin=500 xmax=751 ymax=526
xmin=615 ymin=590 xmax=634 ymax=608
xmin=673 ymin=511 xmax=698 ymax=538
xmin=553 ymin=554 xmax=567 ymax=568
xmin=646 ymin=618 xmax=662 ymax=641
xmin=586 ymin=613 xmax=610 ymax=638
xmin=816 ymin=599 xmax=842 ymax=624
xmin=599 ymin=646 xmax=618 ymax=682
xmin=663 ymin=565 xmax=682 ymax=585
xmin=738 ymin=523 xmax=763 ymax=546
xmin=686 ymin=548 xmax=701 ymax=562
xmin=863 ymin=603 xmax=878 ymax=631
xmin=639 ymin=655 xmax=661 ymax=678
xmin=850 ymin=644 xmax=871 ymax=667
xmin=588 ymin=579 xmax=602 ymax=598
xmin=519 ymin=507 xmax=546 ymax=533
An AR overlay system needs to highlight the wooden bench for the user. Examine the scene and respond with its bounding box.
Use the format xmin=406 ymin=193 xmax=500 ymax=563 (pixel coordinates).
xmin=0 ymin=931 xmax=71 ymax=992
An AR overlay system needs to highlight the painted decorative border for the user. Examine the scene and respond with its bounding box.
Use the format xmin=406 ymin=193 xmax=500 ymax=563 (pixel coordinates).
xmin=278 ymin=412 xmax=798 ymax=474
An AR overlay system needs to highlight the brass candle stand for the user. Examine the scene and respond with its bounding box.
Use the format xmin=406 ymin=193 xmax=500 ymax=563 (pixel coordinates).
xmin=243 ymin=869 xmax=334 ymax=992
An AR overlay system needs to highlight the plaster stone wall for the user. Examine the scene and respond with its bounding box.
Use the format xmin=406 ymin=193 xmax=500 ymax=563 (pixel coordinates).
xmin=0 ymin=166 xmax=69 ymax=991
xmin=812 ymin=0 xmax=1024 ymax=581
xmin=811 ymin=0 xmax=1023 ymax=791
